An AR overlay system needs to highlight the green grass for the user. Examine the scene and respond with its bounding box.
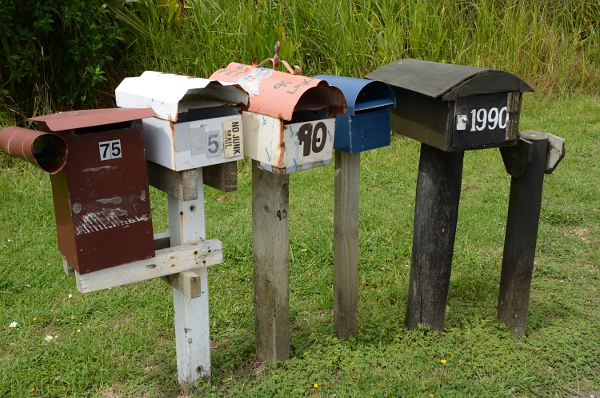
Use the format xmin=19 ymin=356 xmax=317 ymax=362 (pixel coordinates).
xmin=1 ymin=95 xmax=599 ymax=397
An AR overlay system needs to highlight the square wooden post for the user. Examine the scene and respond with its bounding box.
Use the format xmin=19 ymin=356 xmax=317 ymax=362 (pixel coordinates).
xmin=252 ymin=161 xmax=290 ymax=363
xmin=168 ymin=170 xmax=211 ymax=387
xmin=406 ymin=143 xmax=464 ymax=331
xmin=334 ymin=150 xmax=360 ymax=339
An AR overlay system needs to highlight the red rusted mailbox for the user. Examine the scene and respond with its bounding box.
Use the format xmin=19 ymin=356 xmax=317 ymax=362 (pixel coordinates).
xmin=27 ymin=108 xmax=157 ymax=274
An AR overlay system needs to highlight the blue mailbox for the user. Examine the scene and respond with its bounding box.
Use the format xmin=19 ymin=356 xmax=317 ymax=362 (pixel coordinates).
xmin=315 ymin=75 xmax=395 ymax=154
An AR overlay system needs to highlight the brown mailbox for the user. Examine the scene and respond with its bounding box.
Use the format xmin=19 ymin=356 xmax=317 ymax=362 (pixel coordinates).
xmin=30 ymin=108 xmax=157 ymax=274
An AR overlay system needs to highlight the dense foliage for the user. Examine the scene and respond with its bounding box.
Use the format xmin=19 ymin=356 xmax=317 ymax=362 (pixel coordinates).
xmin=0 ymin=0 xmax=125 ymax=115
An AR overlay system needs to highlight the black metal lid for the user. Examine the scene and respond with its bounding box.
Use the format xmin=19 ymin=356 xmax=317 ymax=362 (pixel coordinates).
xmin=366 ymin=59 xmax=534 ymax=100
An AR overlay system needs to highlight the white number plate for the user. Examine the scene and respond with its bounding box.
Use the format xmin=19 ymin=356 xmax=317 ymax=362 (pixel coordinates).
xmin=99 ymin=140 xmax=122 ymax=161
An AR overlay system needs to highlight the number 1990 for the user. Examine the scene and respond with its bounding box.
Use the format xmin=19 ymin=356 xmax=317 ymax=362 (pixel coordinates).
xmin=470 ymin=106 xmax=508 ymax=131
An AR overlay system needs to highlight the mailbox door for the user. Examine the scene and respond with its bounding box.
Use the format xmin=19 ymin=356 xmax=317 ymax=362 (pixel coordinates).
xmin=284 ymin=118 xmax=335 ymax=173
xmin=335 ymin=109 xmax=391 ymax=154
xmin=242 ymin=112 xmax=335 ymax=174
xmin=142 ymin=114 xmax=243 ymax=171
xmin=451 ymin=92 xmax=516 ymax=150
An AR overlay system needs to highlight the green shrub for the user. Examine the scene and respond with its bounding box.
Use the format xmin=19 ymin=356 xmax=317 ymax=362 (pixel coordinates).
xmin=0 ymin=0 xmax=125 ymax=115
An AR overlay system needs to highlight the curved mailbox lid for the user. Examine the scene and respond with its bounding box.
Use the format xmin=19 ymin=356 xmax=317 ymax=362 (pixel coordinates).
xmin=30 ymin=108 xmax=157 ymax=132
xmin=315 ymin=75 xmax=395 ymax=115
xmin=210 ymin=63 xmax=346 ymax=121
xmin=365 ymin=58 xmax=534 ymax=100
xmin=115 ymin=71 xmax=249 ymax=122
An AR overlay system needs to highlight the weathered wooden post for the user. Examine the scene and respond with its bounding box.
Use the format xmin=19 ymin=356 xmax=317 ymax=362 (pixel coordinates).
xmin=252 ymin=161 xmax=290 ymax=361
xmin=406 ymin=144 xmax=464 ymax=330
xmin=367 ymin=59 xmax=533 ymax=331
xmin=210 ymin=51 xmax=345 ymax=362
xmin=316 ymin=75 xmax=396 ymax=339
xmin=498 ymin=130 xmax=565 ymax=336
xmin=333 ymin=150 xmax=360 ymax=338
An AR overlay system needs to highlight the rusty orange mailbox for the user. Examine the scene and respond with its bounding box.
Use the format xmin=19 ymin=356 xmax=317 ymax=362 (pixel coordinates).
xmin=27 ymin=108 xmax=157 ymax=274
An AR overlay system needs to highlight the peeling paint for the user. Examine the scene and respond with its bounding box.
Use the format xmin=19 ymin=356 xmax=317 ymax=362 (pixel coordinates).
xmin=97 ymin=197 xmax=122 ymax=205
xmin=74 ymin=211 xmax=149 ymax=236
xmin=82 ymin=165 xmax=116 ymax=173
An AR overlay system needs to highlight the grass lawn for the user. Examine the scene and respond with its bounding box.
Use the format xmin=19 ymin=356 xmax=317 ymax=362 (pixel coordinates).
xmin=1 ymin=94 xmax=599 ymax=397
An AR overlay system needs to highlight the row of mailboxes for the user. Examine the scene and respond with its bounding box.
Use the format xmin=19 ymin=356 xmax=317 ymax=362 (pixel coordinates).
xmin=0 ymin=59 xmax=532 ymax=275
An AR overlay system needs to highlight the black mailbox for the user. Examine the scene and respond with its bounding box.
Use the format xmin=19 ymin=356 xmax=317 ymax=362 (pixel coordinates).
xmin=366 ymin=59 xmax=534 ymax=151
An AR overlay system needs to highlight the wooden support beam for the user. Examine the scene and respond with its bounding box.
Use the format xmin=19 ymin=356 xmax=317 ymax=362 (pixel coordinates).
xmin=498 ymin=131 xmax=548 ymax=336
xmin=147 ymin=160 xmax=199 ymax=201
xmin=74 ymin=239 xmax=222 ymax=294
xmin=161 ymin=270 xmax=202 ymax=299
xmin=406 ymin=143 xmax=464 ymax=331
xmin=154 ymin=232 xmax=171 ymax=250
xmin=147 ymin=161 xmax=238 ymax=200
xmin=333 ymin=150 xmax=360 ymax=339
xmin=63 ymin=257 xmax=75 ymax=276
xmin=203 ymin=162 xmax=238 ymax=192
xmin=252 ymin=161 xmax=290 ymax=363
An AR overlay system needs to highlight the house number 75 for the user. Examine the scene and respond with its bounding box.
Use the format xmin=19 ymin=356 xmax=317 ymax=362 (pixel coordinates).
xmin=99 ymin=140 xmax=123 ymax=161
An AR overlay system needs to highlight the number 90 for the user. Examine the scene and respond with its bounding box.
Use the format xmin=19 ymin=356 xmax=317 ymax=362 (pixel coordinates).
xmin=470 ymin=107 xmax=508 ymax=131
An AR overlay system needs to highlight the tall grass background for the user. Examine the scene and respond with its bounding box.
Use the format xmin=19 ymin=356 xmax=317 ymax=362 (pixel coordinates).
xmin=109 ymin=0 xmax=599 ymax=100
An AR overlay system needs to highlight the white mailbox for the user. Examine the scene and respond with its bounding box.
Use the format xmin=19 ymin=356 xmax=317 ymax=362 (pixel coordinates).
xmin=115 ymin=71 xmax=249 ymax=171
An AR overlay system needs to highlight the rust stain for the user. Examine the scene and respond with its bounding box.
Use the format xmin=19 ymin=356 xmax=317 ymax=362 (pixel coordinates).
xmin=169 ymin=121 xmax=177 ymax=153
xmin=276 ymin=119 xmax=285 ymax=169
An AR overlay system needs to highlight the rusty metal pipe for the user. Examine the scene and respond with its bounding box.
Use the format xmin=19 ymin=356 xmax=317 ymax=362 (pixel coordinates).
xmin=0 ymin=126 xmax=67 ymax=173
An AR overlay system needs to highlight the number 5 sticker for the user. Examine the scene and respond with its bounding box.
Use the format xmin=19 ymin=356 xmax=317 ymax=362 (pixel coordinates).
xmin=99 ymin=140 xmax=123 ymax=161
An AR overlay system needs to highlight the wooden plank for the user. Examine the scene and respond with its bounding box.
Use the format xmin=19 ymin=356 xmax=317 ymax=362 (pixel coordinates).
xmin=498 ymin=131 xmax=548 ymax=337
xmin=500 ymin=136 xmax=533 ymax=178
xmin=406 ymin=143 xmax=464 ymax=331
xmin=74 ymin=239 xmax=222 ymax=293
xmin=252 ymin=160 xmax=290 ymax=363
xmin=161 ymin=270 xmax=202 ymax=299
xmin=62 ymin=257 xmax=75 ymax=276
xmin=203 ymin=162 xmax=238 ymax=192
xmin=333 ymin=150 xmax=360 ymax=339
xmin=154 ymin=231 xmax=171 ymax=250
xmin=154 ymin=232 xmax=202 ymax=299
xmin=543 ymin=131 xmax=565 ymax=174
xmin=147 ymin=160 xmax=199 ymax=201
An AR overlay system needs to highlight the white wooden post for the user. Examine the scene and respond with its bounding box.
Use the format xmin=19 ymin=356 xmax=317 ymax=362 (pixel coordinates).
xmin=168 ymin=169 xmax=211 ymax=387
